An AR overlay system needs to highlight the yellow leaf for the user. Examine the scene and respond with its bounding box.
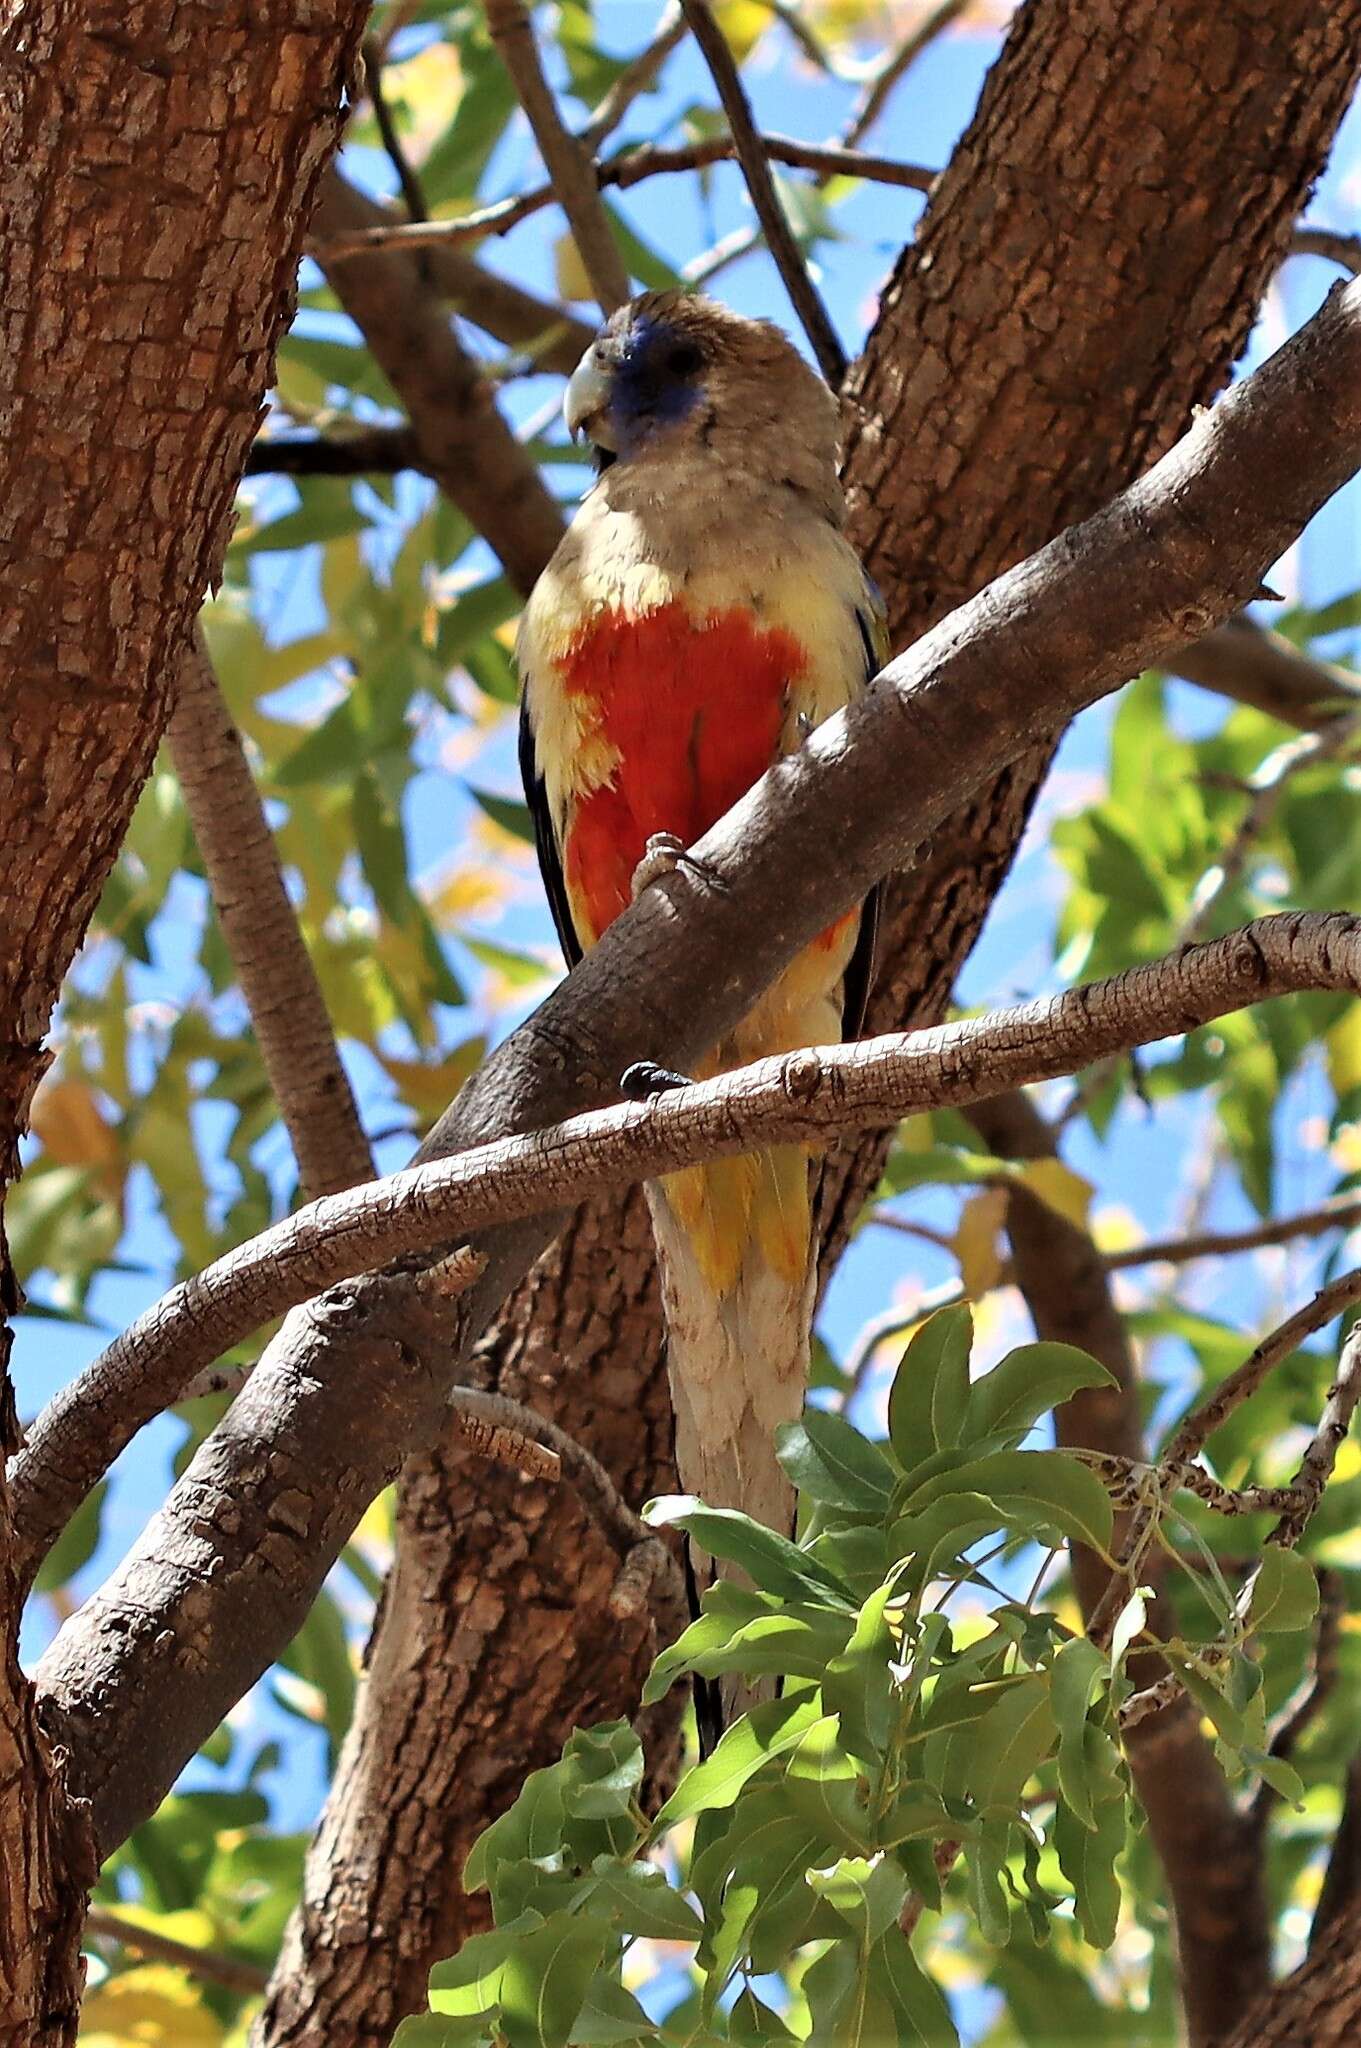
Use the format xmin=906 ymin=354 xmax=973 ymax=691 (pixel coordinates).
xmin=1015 ymin=1157 xmax=1094 ymax=1231
xmin=553 ymin=232 xmax=594 ymax=306
xmin=376 ymin=1040 xmax=487 ymax=1122
xmin=81 ymin=1964 xmax=225 ymax=2047
xmin=1334 ymin=1123 xmax=1361 ymax=1174
xmin=1327 ymin=1006 xmax=1361 ymax=1100
xmin=427 ymin=855 xmax=516 ymax=925
xmin=28 ymin=1077 xmax=124 ymax=1207
xmin=954 ymin=1187 xmax=1009 ymax=1297
xmin=712 ymin=0 xmax=772 ymax=59
xmin=389 ymin=41 xmax=463 ymax=159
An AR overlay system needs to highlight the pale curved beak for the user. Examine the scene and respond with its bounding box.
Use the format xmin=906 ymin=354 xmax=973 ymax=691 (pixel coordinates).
xmin=564 ymin=344 xmax=617 ymax=449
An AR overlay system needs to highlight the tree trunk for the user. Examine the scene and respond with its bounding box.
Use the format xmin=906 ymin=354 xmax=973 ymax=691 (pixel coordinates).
xmin=1222 ymin=1891 xmax=1361 ymax=2045
xmin=259 ymin=1 xmax=1361 ymax=2038
xmin=0 ymin=0 xmax=371 ymax=2030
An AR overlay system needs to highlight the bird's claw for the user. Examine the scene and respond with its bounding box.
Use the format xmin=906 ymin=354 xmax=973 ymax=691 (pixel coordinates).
xmin=621 ymin=1060 xmax=694 ymax=1100
xmin=630 ymin=831 xmax=687 ymax=901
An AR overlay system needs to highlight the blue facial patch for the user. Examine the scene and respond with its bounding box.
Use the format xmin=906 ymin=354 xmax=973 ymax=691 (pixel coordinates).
xmin=608 ymin=314 xmax=704 ymax=451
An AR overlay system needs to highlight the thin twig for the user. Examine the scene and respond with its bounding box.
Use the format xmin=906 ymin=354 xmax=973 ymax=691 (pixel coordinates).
xmin=1178 ymin=715 xmax=1358 ymax=946
xmin=1174 ymin=615 xmax=1360 ymax=734
xmin=680 ymin=0 xmax=847 ymax=384
xmin=1081 ymin=1451 xmax=1304 ymax=1519
xmin=1269 ymin=1319 xmax=1361 ymax=1548
xmin=449 ymin=1387 xmax=561 ymax=1482
xmin=362 ymin=36 xmax=428 ymax=223
xmin=1122 ymin=1325 xmax=1361 ymax=1734
xmin=1292 ymin=225 xmax=1361 ymax=274
xmin=449 ymin=1390 xmax=689 ymax=1642
xmin=317 ymin=135 xmax=935 ymax=262
xmin=872 ymin=1187 xmax=1361 ymax=1275
xmin=843 ymin=0 xmax=971 ymax=150
xmin=85 ymin=1906 xmax=269 ymax=1996
xmin=1166 ymin=1268 xmax=1361 ymax=1469
xmin=483 ymin=0 xmax=630 ymax=311
xmin=1093 ymin=1272 xmax=1361 ymax=1647
xmin=15 ymin=912 xmax=1361 ymax=1571
xmin=579 ymin=1 xmax=686 ymax=150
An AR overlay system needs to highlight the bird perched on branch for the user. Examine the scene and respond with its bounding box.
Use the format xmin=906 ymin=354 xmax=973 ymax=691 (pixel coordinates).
xmin=517 ymin=291 xmax=883 ymax=1716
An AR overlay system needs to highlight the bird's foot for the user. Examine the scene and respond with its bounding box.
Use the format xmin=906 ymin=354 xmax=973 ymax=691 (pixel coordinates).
xmin=630 ymin=831 xmax=687 ymax=900
xmin=621 ymin=1060 xmax=694 ymax=1100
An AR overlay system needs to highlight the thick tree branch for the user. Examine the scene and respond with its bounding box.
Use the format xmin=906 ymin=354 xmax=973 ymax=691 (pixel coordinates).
xmin=27 ymin=275 xmax=1361 ymax=1858
xmin=679 ymin=0 xmax=846 ymax=382
xmin=483 ymin=0 xmax=631 ymax=312
xmin=1174 ymin=614 xmax=1360 ymax=731
xmin=18 ymin=909 xmax=1361 ymax=1567
xmin=169 ymin=636 xmax=373 ymax=1201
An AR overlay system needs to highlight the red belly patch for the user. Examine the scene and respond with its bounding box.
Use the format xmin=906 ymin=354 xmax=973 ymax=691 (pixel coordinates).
xmin=559 ymin=600 xmax=807 ymax=944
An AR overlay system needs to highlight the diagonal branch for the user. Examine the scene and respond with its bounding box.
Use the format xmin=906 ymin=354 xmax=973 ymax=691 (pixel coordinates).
xmin=483 ymin=0 xmax=630 ymax=312
xmin=168 ymin=635 xmax=373 ymax=1201
xmin=15 ymin=908 xmax=1359 ymax=1566
xmin=1174 ymin=614 xmax=1361 ymax=731
xmin=679 ymin=0 xmax=847 ymax=384
xmin=31 ymin=274 xmax=1361 ymax=1860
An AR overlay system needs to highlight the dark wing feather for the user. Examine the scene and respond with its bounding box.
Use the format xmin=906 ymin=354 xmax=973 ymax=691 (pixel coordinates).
xmin=840 ymin=596 xmax=888 ymax=1039
xmin=518 ymin=689 xmax=583 ymax=970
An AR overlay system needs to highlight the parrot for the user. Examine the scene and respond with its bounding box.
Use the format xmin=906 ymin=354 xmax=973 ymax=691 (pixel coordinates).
xmin=516 ymin=290 xmax=884 ymax=1720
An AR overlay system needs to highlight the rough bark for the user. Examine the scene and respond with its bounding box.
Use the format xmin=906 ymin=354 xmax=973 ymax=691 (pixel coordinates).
xmin=0 ymin=0 xmax=372 ymax=2031
xmin=969 ymin=1092 xmax=1271 ymax=2042
xmin=1221 ymin=1890 xmax=1361 ymax=2046
xmin=254 ymin=3 xmax=1361 ymax=2035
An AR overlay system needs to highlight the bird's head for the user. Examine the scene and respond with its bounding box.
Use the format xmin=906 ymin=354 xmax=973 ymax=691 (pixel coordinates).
xmin=564 ymin=290 xmax=840 ymax=502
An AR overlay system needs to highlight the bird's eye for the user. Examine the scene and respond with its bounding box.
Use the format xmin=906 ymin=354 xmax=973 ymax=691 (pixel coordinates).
xmin=665 ymin=341 xmax=704 ymax=377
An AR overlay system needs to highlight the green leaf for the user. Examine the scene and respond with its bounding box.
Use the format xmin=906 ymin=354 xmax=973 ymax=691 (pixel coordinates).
xmin=887 ymin=1305 xmax=974 ymax=1475
xmin=33 ymin=1478 xmax=107 ymax=1595
xmin=466 ymin=786 xmax=537 ymax=846
xmin=652 ymin=1693 xmax=823 ymax=1829
xmin=643 ymin=1496 xmax=848 ymax=1605
xmin=429 ymin=1911 xmax=543 ymax=2013
xmin=560 ymin=1722 xmax=644 ymax=1819
xmin=823 ymin=1581 xmax=896 ymax=1766
xmin=776 ymin=1407 xmax=896 ymax=1512
xmin=969 ymin=1342 xmax=1117 ymax=1446
xmin=497 ymin=1911 xmax=613 ymax=2048
xmin=464 ymin=1765 xmax=567 ymax=1895
xmin=1054 ymin=1781 xmax=1127 ymax=1948
xmin=1249 ymin=1548 xmax=1320 ymax=1635
xmin=585 ymin=1862 xmax=702 ymax=1941
xmin=782 ymin=1714 xmax=874 ymax=1854
xmin=808 ymin=1855 xmax=908 ymax=1946
xmin=963 ymin=1675 xmax=1056 ymax=1818
xmin=899 ymin=1450 xmax=1114 ymax=1557
xmin=871 ymin=1925 xmax=960 ymax=2044
xmin=1050 ymin=1638 xmax=1109 ymax=1829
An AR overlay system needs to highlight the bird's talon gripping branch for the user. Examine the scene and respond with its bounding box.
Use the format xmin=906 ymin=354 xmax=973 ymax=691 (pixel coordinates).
xmin=620 ymin=1060 xmax=693 ymax=1099
xmin=630 ymin=830 xmax=688 ymax=900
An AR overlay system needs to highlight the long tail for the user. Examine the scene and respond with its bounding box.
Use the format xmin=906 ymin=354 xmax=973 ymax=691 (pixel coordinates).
xmin=646 ymin=1136 xmax=815 ymax=1736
